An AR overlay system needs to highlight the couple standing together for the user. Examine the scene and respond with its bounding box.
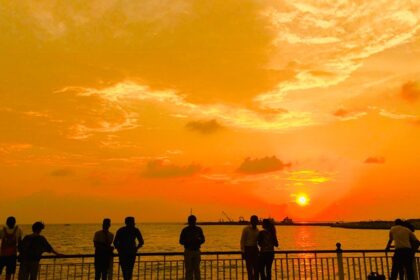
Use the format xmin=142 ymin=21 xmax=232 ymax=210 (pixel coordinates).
xmin=241 ymin=215 xmax=278 ymax=280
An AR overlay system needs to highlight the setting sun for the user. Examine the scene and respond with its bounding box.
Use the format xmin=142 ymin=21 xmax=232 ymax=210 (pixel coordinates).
xmin=296 ymin=194 xmax=310 ymax=207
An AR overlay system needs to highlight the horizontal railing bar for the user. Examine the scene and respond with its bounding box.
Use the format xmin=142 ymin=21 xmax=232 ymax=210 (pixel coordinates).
xmin=39 ymin=249 xmax=412 ymax=259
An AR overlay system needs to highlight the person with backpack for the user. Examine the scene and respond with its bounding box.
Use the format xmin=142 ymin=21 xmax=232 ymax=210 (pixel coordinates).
xmin=179 ymin=215 xmax=205 ymax=280
xmin=18 ymin=222 xmax=62 ymax=280
xmin=0 ymin=217 xmax=23 ymax=280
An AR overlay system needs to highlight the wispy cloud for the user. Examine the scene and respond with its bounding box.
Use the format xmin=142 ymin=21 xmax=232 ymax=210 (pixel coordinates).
xmin=59 ymin=81 xmax=315 ymax=132
xmin=378 ymin=109 xmax=417 ymax=120
xmin=141 ymin=160 xmax=201 ymax=178
xmin=400 ymin=81 xmax=420 ymax=102
xmin=364 ymin=157 xmax=386 ymax=164
xmin=333 ymin=108 xmax=367 ymax=121
xmin=50 ymin=169 xmax=73 ymax=177
xmin=286 ymin=170 xmax=330 ymax=185
xmin=238 ymin=156 xmax=291 ymax=174
xmin=257 ymin=1 xmax=420 ymax=108
xmin=186 ymin=120 xmax=224 ymax=134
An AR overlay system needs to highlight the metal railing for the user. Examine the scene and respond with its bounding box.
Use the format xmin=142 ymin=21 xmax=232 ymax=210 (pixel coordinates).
xmin=12 ymin=246 xmax=420 ymax=279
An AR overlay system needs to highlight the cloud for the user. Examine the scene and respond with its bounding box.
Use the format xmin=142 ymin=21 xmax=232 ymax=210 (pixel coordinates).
xmin=364 ymin=157 xmax=386 ymax=164
xmin=60 ymin=81 xmax=315 ymax=132
xmin=400 ymin=81 xmax=420 ymax=102
xmin=142 ymin=160 xmax=201 ymax=178
xmin=287 ymin=170 xmax=330 ymax=184
xmin=50 ymin=169 xmax=73 ymax=177
xmin=333 ymin=108 xmax=367 ymax=121
xmin=186 ymin=120 xmax=223 ymax=134
xmin=0 ymin=144 xmax=33 ymax=154
xmin=378 ymin=109 xmax=417 ymax=120
xmin=257 ymin=1 xmax=420 ymax=108
xmin=238 ymin=156 xmax=291 ymax=174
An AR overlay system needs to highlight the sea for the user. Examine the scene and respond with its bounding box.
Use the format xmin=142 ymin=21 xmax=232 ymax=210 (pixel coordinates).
xmin=15 ymin=224 xmax=394 ymax=254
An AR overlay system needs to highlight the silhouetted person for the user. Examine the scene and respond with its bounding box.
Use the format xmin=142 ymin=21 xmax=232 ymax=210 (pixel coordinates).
xmin=18 ymin=222 xmax=62 ymax=280
xmin=386 ymin=219 xmax=419 ymax=280
xmin=94 ymin=219 xmax=114 ymax=280
xmin=0 ymin=217 xmax=23 ymax=280
xmin=403 ymin=221 xmax=420 ymax=279
xmin=113 ymin=217 xmax=144 ymax=280
xmin=258 ymin=219 xmax=278 ymax=280
xmin=241 ymin=215 xmax=260 ymax=280
xmin=180 ymin=215 xmax=205 ymax=280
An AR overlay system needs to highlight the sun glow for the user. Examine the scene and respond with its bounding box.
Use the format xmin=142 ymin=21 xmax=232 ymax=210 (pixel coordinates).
xmin=296 ymin=194 xmax=310 ymax=207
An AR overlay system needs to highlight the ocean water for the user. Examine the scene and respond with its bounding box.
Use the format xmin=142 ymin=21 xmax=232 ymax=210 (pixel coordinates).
xmin=15 ymin=224 xmax=394 ymax=255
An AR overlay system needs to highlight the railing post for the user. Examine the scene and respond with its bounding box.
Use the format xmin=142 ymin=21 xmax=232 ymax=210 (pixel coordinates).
xmin=336 ymin=243 xmax=345 ymax=280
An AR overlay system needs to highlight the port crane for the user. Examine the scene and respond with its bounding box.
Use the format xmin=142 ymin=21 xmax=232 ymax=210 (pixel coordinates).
xmin=221 ymin=211 xmax=233 ymax=222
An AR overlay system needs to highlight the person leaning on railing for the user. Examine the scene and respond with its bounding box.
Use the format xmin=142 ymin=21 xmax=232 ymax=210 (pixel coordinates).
xmin=385 ymin=219 xmax=419 ymax=280
xmin=17 ymin=222 xmax=63 ymax=280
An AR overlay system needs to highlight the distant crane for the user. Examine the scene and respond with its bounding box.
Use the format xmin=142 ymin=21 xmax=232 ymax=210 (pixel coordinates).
xmin=221 ymin=211 xmax=233 ymax=222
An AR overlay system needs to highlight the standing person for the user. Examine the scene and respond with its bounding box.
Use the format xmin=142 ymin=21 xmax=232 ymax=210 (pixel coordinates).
xmin=258 ymin=219 xmax=278 ymax=280
xmin=179 ymin=215 xmax=205 ymax=280
xmin=241 ymin=215 xmax=260 ymax=280
xmin=93 ymin=219 xmax=114 ymax=280
xmin=18 ymin=222 xmax=62 ymax=280
xmin=113 ymin=217 xmax=144 ymax=280
xmin=385 ymin=219 xmax=419 ymax=280
xmin=0 ymin=217 xmax=23 ymax=280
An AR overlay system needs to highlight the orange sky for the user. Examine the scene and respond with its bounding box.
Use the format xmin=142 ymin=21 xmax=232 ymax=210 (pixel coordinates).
xmin=0 ymin=1 xmax=419 ymax=223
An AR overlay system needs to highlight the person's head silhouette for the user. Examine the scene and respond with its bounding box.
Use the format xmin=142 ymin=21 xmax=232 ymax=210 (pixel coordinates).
xmin=32 ymin=221 xmax=45 ymax=234
xmin=125 ymin=217 xmax=135 ymax=228
xmin=102 ymin=218 xmax=111 ymax=231
xmin=250 ymin=215 xmax=258 ymax=228
xmin=262 ymin=219 xmax=271 ymax=230
xmin=395 ymin=218 xmax=403 ymax=226
xmin=6 ymin=216 xmax=16 ymax=229
xmin=188 ymin=215 xmax=197 ymax=226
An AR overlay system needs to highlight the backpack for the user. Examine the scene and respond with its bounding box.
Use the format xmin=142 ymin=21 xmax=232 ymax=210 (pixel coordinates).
xmin=1 ymin=227 xmax=18 ymax=256
xmin=367 ymin=272 xmax=386 ymax=280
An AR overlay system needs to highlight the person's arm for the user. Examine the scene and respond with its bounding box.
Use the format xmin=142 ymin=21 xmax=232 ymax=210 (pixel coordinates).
xmin=17 ymin=227 xmax=23 ymax=247
xmin=199 ymin=228 xmax=205 ymax=245
xmin=113 ymin=230 xmax=120 ymax=250
xmin=385 ymin=231 xmax=393 ymax=251
xmin=240 ymin=227 xmax=248 ymax=252
xmin=136 ymin=228 xmax=144 ymax=250
xmin=274 ymin=235 xmax=279 ymax=248
xmin=93 ymin=232 xmax=100 ymax=248
xmin=180 ymin=228 xmax=185 ymax=245
xmin=257 ymin=231 xmax=263 ymax=247
xmin=44 ymin=237 xmax=64 ymax=256
xmin=18 ymin=235 xmax=27 ymax=254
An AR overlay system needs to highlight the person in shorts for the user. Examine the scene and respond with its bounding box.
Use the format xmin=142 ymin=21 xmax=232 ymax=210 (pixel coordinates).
xmin=0 ymin=216 xmax=23 ymax=280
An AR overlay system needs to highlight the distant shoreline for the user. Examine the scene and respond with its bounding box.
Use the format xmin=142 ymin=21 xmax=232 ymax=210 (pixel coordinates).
xmin=198 ymin=219 xmax=420 ymax=230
